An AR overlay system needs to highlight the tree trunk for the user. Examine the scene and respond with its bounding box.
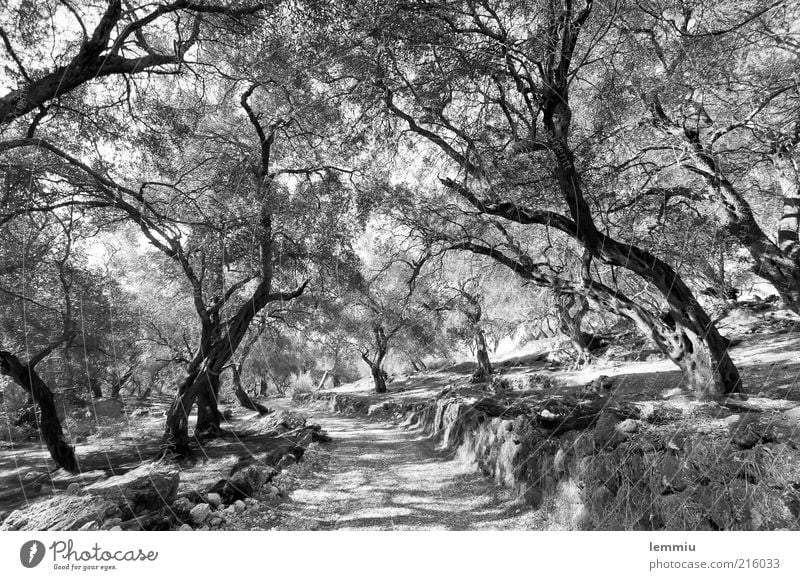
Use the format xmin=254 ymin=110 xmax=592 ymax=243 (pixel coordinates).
xmin=231 ymin=365 xmax=270 ymax=414
xmin=648 ymin=96 xmax=800 ymax=313
xmin=316 ymin=370 xmax=330 ymax=391
xmin=555 ymin=292 xmax=591 ymax=366
xmin=195 ymin=373 xmax=223 ymax=437
xmin=371 ymin=364 xmax=387 ymax=394
xmin=89 ymin=377 xmax=103 ymax=399
xmin=0 ymin=351 xmax=78 ymax=472
xmin=472 ymin=329 xmax=493 ymax=382
xmin=160 ymin=278 xmax=307 ymax=455
xmin=543 ymin=94 xmax=741 ymax=398
xmin=110 ymin=369 xmax=133 ymax=399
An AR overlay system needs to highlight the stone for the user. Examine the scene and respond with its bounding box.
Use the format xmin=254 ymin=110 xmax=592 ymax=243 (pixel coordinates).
xmin=86 ymin=462 xmax=179 ymax=513
xmin=223 ymin=505 xmax=236 ymax=517
xmin=276 ymin=454 xmax=296 ymax=469
xmin=199 ymin=525 xmax=210 ymax=531
xmin=189 ymin=503 xmax=211 ymax=525
xmin=782 ymin=406 xmax=800 ymax=424
xmin=109 ymin=526 xmax=123 ymax=531
xmin=92 ymin=398 xmax=124 ymax=419
xmin=206 ymin=493 xmax=222 ymax=508
xmin=101 ymin=518 xmax=123 ymax=530
xmin=616 ymin=419 xmax=638 ymax=434
xmin=66 ymin=482 xmax=83 ymax=496
xmin=178 ymin=524 xmax=193 ymax=531
xmin=234 ymin=500 xmax=246 ymax=514
xmin=594 ymin=411 xmax=625 ymax=449
xmin=697 ymin=424 xmax=713 ymax=435
xmin=591 ymin=375 xmax=613 ymax=391
xmin=0 ymin=495 xmax=121 ymax=531
xmin=209 ymin=516 xmax=223 ymax=528
xmin=217 ymin=465 xmax=270 ymax=502
xmin=171 ymin=497 xmax=195 ymax=521
xmin=724 ymin=414 xmax=741 ymax=427
xmin=77 ymin=520 xmax=100 ymax=531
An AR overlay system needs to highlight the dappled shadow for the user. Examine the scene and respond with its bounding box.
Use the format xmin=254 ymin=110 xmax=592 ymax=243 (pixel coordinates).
xmin=268 ymin=409 xmax=540 ymax=531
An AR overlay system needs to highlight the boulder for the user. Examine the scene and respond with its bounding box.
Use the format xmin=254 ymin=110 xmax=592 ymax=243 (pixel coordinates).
xmin=171 ymin=497 xmax=195 ymax=521
xmin=234 ymin=500 xmax=246 ymax=514
xmin=206 ymin=493 xmax=222 ymax=508
xmin=1 ymin=494 xmax=121 ymax=531
xmin=178 ymin=524 xmax=193 ymax=531
xmin=189 ymin=504 xmax=211 ymax=525
xmin=212 ymin=464 xmax=273 ymax=502
xmin=78 ymin=521 xmax=99 ymax=531
xmin=85 ymin=462 xmax=179 ymax=513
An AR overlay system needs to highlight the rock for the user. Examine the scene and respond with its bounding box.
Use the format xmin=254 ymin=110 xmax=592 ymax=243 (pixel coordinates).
xmin=78 ymin=520 xmax=99 ymax=531
xmin=1 ymin=495 xmax=121 ymax=531
xmin=594 ymin=411 xmax=626 ymax=449
xmin=223 ymin=505 xmax=236 ymax=516
xmin=206 ymin=493 xmax=222 ymax=508
xmin=592 ymin=375 xmax=613 ymax=391
xmin=697 ymin=424 xmax=713 ymax=435
xmin=277 ymin=453 xmax=297 ymax=469
xmin=199 ymin=525 xmax=210 ymax=531
xmin=171 ymin=497 xmax=195 ymax=521
xmin=209 ymin=516 xmax=223 ymax=528
xmin=92 ymin=398 xmax=124 ymax=419
xmin=234 ymin=500 xmax=246 ymax=513
xmin=66 ymin=482 xmax=83 ymax=496
xmin=724 ymin=414 xmax=741 ymax=427
xmin=189 ymin=504 xmax=212 ymax=525
xmin=101 ymin=518 xmax=123 ymax=530
xmin=783 ymin=407 xmax=800 ymax=424
xmin=109 ymin=526 xmax=123 ymax=531
xmin=178 ymin=524 xmax=193 ymax=531
xmin=214 ymin=465 xmax=271 ymax=502
xmin=86 ymin=462 xmax=179 ymax=513
xmin=616 ymin=419 xmax=638 ymax=434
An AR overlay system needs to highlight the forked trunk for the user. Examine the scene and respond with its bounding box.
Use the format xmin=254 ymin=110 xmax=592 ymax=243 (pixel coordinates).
xmin=555 ymin=293 xmax=591 ymax=366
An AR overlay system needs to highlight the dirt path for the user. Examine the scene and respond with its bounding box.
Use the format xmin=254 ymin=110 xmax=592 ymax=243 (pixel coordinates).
xmin=267 ymin=407 xmax=542 ymax=530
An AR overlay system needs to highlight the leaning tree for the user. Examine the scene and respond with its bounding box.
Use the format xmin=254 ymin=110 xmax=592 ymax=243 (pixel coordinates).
xmin=333 ymin=0 xmax=744 ymax=398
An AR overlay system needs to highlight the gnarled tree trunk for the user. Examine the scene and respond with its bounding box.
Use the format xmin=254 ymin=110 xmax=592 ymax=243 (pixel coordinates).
xmin=472 ymin=329 xmax=493 ymax=382
xmin=0 ymin=350 xmax=78 ymax=472
xmin=362 ymin=325 xmax=389 ymax=394
xmin=231 ymin=364 xmax=270 ymax=414
xmin=555 ymin=292 xmax=592 ymax=366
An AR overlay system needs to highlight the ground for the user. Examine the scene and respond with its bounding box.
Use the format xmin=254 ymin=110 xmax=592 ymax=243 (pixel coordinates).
xmin=1 ymin=301 xmax=799 ymax=530
xmin=254 ymin=408 xmax=541 ymax=530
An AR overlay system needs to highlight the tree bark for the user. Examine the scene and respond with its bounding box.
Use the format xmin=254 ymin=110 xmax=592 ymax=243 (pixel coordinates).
xmin=555 ymin=292 xmax=592 ymax=366
xmin=370 ymin=364 xmax=388 ymax=394
xmin=0 ymin=350 xmax=78 ymax=472
xmin=161 ymin=280 xmax=307 ymax=454
xmin=647 ymin=95 xmax=800 ymax=313
xmin=472 ymin=329 xmax=493 ymax=382
xmin=231 ymin=364 xmax=270 ymax=414
xmin=362 ymin=326 xmax=389 ymax=394
xmin=540 ymin=78 xmax=741 ymax=397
